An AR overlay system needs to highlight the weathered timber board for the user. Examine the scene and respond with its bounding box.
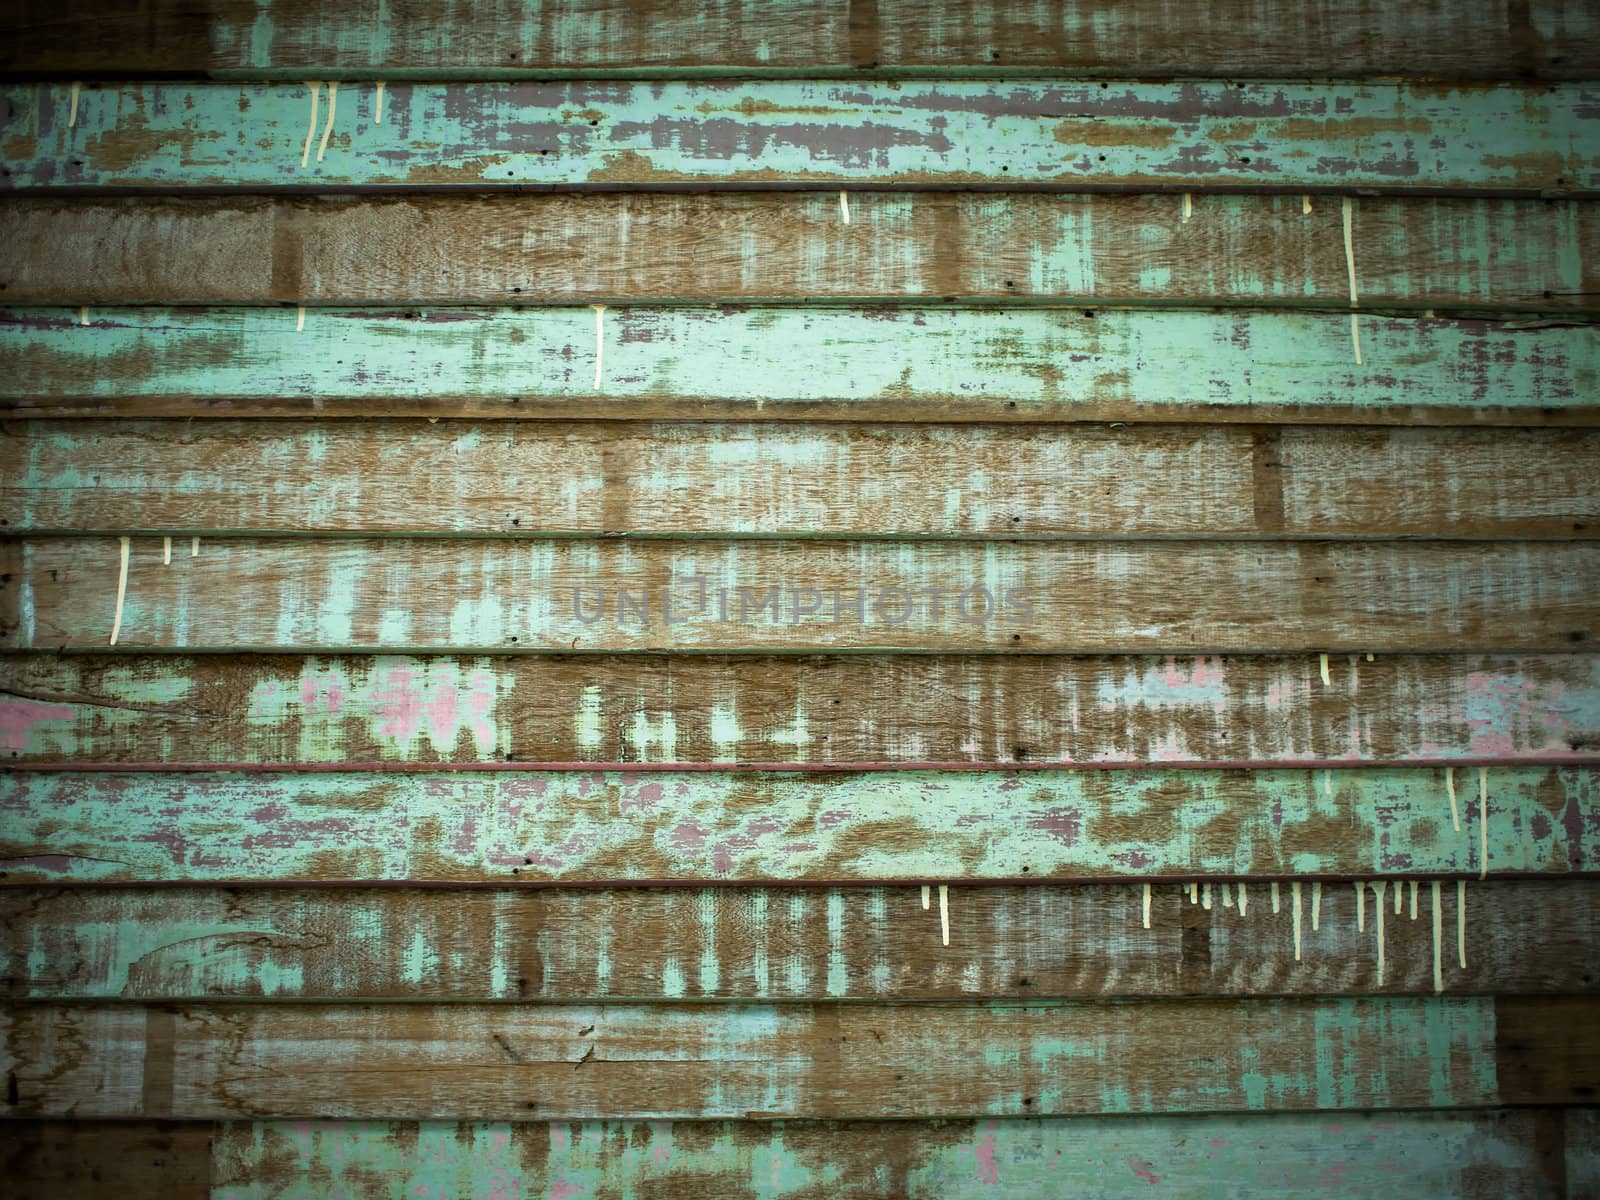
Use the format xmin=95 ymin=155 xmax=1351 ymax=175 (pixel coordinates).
xmin=202 ymin=1111 xmax=1596 ymax=1200
xmin=4 ymin=193 xmax=1596 ymax=311
xmin=3 ymin=80 xmax=1597 ymax=193
xmin=0 ymin=766 xmax=1592 ymax=885
xmin=5 ymin=307 xmax=1594 ymax=426
xmin=5 ymin=1120 xmax=212 ymax=1200
xmin=7 ymin=652 xmax=1595 ymax=768
xmin=4 ymin=880 xmax=1594 ymax=1000
xmin=3 ymin=0 xmax=1596 ymax=79
xmin=6 ymin=996 xmax=1585 ymax=1118
xmin=7 ymin=420 xmax=1599 ymax=539
xmin=4 ymin=538 xmax=1596 ymax=653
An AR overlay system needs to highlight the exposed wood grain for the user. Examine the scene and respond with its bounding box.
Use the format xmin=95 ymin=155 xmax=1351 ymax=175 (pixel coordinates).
xmin=0 ymin=766 xmax=1592 ymax=885
xmin=5 ymin=880 xmax=1595 ymax=1000
xmin=3 ymin=80 xmax=1596 ymax=193
xmin=3 ymin=0 xmax=1596 ymax=79
xmin=7 ymin=306 xmax=1595 ymax=427
xmin=4 ymin=537 xmax=1596 ymax=653
xmin=0 ymin=996 xmax=1540 ymax=1118
xmin=8 ymin=419 xmax=1598 ymax=540
xmin=3 ymin=1120 xmax=211 ymax=1200
xmin=1497 ymin=997 xmax=1600 ymax=1104
xmin=4 ymin=193 xmax=1596 ymax=311
xmin=8 ymin=651 xmax=1595 ymax=768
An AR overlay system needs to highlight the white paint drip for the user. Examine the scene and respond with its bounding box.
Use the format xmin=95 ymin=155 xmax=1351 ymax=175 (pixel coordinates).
xmin=1342 ymin=196 xmax=1361 ymax=364
xmin=190 ymin=536 xmax=200 ymax=557
xmin=316 ymin=80 xmax=338 ymax=162
xmin=1188 ymin=882 xmax=1199 ymax=905
xmin=1371 ymin=880 xmax=1387 ymax=984
xmin=1142 ymin=882 xmax=1151 ymax=929
xmin=1355 ymin=880 xmax=1365 ymax=932
xmin=300 ymin=81 xmax=321 ymax=170
xmin=1393 ymin=880 xmax=1402 ymax=915
xmin=1291 ymin=881 xmax=1303 ymax=962
xmin=1350 ymin=313 xmax=1362 ymax=365
xmin=938 ymin=884 xmax=950 ymax=947
xmin=1478 ymin=767 xmax=1489 ymax=880
xmin=1301 ymin=194 xmax=1312 ymax=215
xmin=1365 ymin=653 xmax=1374 ymax=661
xmin=1237 ymin=883 xmax=1248 ymax=916
xmin=1201 ymin=882 xmax=1212 ymax=910
xmin=77 ymin=306 xmax=88 ymax=327
xmin=1222 ymin=884 xmax=1233 ymax=908
xmin=108 ymin=535 xmax=129 ymax=646
xmin=1319 ymin=652 xmax=1331 ymax=686
xmin=1456 ymin=880 xmax=1467 ymax=968
xmin=1431 ymin=879 xmax=1444 ymax=992
xmin=591 ymin=303 xmax=606 ymax=390
xmin=1311 ymin=881 xmax=1322 ymax=931
xmin=296 ymin=305 xmax=306 ymax=332
xmin=1182 ymin=192 xmax=1193 ymax=222
xmin=1446 ymin=766 xmax=1461 ymax=832
xmin=1324 ymin=769 xmax=1332 ymax=798
xmin=162 ymin=536 xmax=171 ymax=565
xmin=920 ymin=884 xmax=930 ymax=910
xmin=374 ymin=81 xmax=386 ymax=124
xmin=1271 ymin=881 xmax=1281 ymax=913
xmin=1409 ymin=879 xmax=1419 ymax=920
xmin=68 ymin=81 xmax=80 ymax=128
xmin=839 ymin=190 xmax=850 ymax=224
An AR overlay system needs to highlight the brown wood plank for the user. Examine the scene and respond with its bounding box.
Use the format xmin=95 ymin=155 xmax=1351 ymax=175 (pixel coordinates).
xmin=1 ymin=0 xmax=1592 ymax=79
xmin=4 ymin=538 xmax=1595 ymax=653
xmin=7 ymin=651 xmax=1594 ymax=768
xmin=0 ymin=996 xmax=1544 ymax=1118
xmin=1498 ymin=997 xmax=1600 ymax=1105
xmin=4 ymin=881 xmax=1594 ymax=1001
xmin=2 ymin=1120 xmax=211 ymax=1200
xmin=7 ymin=420 xmax=1598 ymax=540
xmin=3 ymin=194 xmax=1594 ymax=312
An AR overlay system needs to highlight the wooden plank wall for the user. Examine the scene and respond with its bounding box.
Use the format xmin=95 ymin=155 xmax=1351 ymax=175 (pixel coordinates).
xmin=2 ymin=1 xmax=1599 ymax=1195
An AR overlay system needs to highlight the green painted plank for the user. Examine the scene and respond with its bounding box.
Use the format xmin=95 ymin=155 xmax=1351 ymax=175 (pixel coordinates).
xmin=5 ymin=880 xmax=1595 ymax=1000
xmin=6 ymin=652 xmax=1596 ymax=767
xmin=5 ymin=0 xmax=1597 ymax=80
xmin=3 ymin=80 xmax=1596 ymax=192
xmin=6 ymin=537 xmax=1596 ymax=653
xmin=0 ymin=766 xmax=1592 ymax=884
xmin=205 ymin=1112 xmax=1589 ymax=1200
xmin=0 ymin=996 xmax=1516 ymax=1117
xmin=5 ymin=306 xmax=1595 ymax=425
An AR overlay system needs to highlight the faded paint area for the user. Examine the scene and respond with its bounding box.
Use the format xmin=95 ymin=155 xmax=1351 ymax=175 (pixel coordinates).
xmin=2 ymin=305 xmax=1596 ymax=419
xmin=1 ymin=766 xmax=1595 ymax=883
xmin=207 ymin=1109 xmax=1573 ymax=1199
xmin=2 ymin=80 xmax=1596 ymax=191
xmin=4 ymin=653 xmax=1598 ymax=767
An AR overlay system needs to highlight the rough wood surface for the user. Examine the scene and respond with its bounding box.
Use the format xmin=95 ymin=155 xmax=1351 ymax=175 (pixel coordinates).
xmin=7 ymin=306 xmax=1595 ymax=427
xmin=4 ymin=80 xmax=1596 ymax=193
xmin=3 ymin=0 xmax=1595 ymax=79
xmin=4 ymin=193 xmax=1596 ymax=311
xmin=4 ymin=1120 xmax=212 ymax=1200
xmin=8 ymin=420 xmax=1599 ymax=540
xmin=5 ymin=538 xmax=1596 ymax=653
xmin=4 ymin=880 xmax=1594 ymax=1000
xmin=1 ymin=766 xmax=1592 ymax=885
xmin=7 ymin=651 xmax=1595 ymax=768
xmin=1 ymin=996 xmax=1560 ymax=1118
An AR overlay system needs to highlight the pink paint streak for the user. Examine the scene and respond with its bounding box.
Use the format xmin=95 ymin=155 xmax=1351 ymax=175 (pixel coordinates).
xmin=1128 ymin=1156 xmax=1161 ymax=1185
xmin=0 ymin=698 xmax=76 ymax=751
xmin=973 ymin=1132 xmax=1000 ymax=1184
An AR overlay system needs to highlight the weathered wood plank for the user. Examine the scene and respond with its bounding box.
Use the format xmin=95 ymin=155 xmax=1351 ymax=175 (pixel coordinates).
xmin=203 ymin=1111 xmax=1597 ymax=1200
xmin=5 ymin=538 xmax=1596 ymax=653
xmin=4 ymin=996 xmax=1573 ymax=1118
xmin=4 ymin=0 xmax=1596 ymax=80
xmin=8 ymin=420 xmax=1598 ymax=540
xmin=7 ymin=651 xmax=1595 ymax=768
xmin=3 ymin=80 xmax=1596 ymax=193
xmin=5 ymin=880 xmax=1594 ymax=1000
xmin=5 ymin=193 xmax=1596 ymax=311
xmin=3 ymin=1120 xmax=212 ymax=1200
xmin=0 ymin=766 xmax=1592 ymax=885
xmin=7 ymin=306 xmax=1594 ymax=426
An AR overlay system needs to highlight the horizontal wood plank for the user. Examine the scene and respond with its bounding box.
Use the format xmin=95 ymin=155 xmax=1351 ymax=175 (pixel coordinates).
xmin=3 ymin=0 xmax=1596 ymax=80
xmin=3 ymin=80 xmax=1596 ymax=193
xmin=6 ymin=996 xmax=1582 ymax=1118
xmin=4 ymin=193 xmax=1596 ymax=311
xmin=7 ymin=651 xmax=1596 ymax=768
xmin=0 ymin=766 xmax=1592 ymax=885
xmin=4 ymin=1120 xmax=212 ymax=1200
xmin=6 ymin=306 xmax=1595 ymax=426
xmin=8 ymin=420 xmax=1599 ymax=540
xmin=5 ymin=880 xmax=1594 ymax=1000
xmin=4 ymin=538 xmax=1596 ymax=653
